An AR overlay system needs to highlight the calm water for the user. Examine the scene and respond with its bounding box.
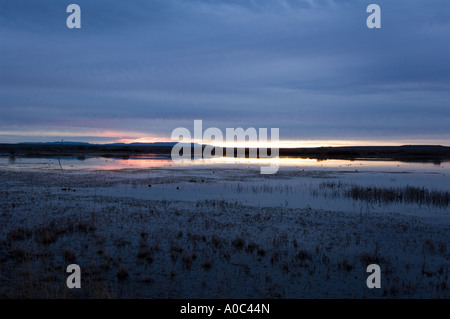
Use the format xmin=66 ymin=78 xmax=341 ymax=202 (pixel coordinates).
xmin=1 ymin=156 xmax=449 ymax=217
xmin=1 ymin=155 xmax=449 ymax=174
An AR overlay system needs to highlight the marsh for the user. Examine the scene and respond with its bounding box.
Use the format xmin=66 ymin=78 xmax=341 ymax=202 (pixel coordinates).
xmin=0 ymin=158 xmax=449 ymax=298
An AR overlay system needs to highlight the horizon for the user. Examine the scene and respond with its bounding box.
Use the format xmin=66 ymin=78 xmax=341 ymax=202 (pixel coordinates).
xmin=2 ymin=140 xmax=450 ymax=149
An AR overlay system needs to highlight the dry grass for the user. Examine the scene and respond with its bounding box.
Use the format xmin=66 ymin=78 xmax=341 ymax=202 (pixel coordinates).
xmin=116 ymin=267 xmax=129 ymax=280
xmin=7 ymin=228 xmax=32 ymax=242
xmin=232 ymin=236 xmax=245 ymax=250
xmin=182 ymin=252 xmax=195 ymax=269
xmin=63 ymin=249 xmax=76 ymax=263
xmin=317 ymin=182 xmax=450 ymax=208
xmin=201 ymin=259 xmax=213 ymax=270
xmin=347 ymin=185 xmax=449 ymax=208
xmin=1 ymin=169 xmax=449 ymax=299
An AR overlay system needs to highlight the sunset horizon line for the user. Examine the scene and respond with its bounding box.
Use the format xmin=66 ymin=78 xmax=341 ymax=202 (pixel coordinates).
xmin=2 ymin=139 xmax=449 ymax=149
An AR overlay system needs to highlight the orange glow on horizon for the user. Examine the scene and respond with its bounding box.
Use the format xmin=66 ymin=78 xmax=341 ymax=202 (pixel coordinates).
xmin=117 ymin=137 xmax=172 ymax=144
xmin=1 ymin=130 xmax=448 ymax=147
xmin=100 ymin=138 xmax=450 ymax=148
xmin=189 ymin=139 xmax=450 ymax=148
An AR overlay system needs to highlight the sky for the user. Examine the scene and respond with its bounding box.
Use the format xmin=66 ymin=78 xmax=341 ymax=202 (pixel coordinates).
xmin=1 ymin=0 xmax=450 ymax=146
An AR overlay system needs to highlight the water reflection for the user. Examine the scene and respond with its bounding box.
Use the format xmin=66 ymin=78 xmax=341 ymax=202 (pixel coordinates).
xmin=0 ymin=155 xmax=449 ymax=173
xmin=8 ymin=154 xmax=17 ymax=164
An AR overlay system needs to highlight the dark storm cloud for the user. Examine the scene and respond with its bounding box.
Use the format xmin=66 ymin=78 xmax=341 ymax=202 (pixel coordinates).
xmin=1 ymin=0 xmax=449 ymax=143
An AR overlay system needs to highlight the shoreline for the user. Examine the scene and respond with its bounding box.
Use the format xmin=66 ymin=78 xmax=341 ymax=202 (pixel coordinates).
xmin=2 ymin=144 xmax=450 ymax=164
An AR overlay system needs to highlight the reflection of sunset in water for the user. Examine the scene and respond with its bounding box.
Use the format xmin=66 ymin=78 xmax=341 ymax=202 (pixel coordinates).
xmin=175 ymin=157 xmax=450 ymax=172
xmin=93 ymin=158 xmax=174 ymax=170
xmin=1 ymin=156 xmax=449 ymax=173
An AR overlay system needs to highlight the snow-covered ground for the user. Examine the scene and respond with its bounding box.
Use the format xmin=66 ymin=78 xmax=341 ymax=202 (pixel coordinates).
xmin=0 ymin=158 xmax=449 ymax=298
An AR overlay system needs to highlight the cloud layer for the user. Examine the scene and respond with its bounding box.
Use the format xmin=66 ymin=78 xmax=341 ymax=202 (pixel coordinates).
xmin=1 ymin=0 xmax=450 ymax=144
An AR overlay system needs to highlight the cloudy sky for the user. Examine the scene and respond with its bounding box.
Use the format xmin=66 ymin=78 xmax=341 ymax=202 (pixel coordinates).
xmin=1 ymin=0 xmax=450 ymax=146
